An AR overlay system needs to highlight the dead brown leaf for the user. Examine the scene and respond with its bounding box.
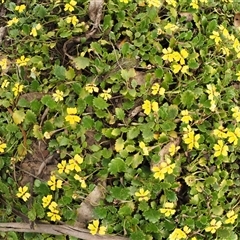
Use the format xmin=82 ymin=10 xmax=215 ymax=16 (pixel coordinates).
xmin=75 ymin=182 xmax=106 ymax=228
xmin=179 ymin=12 xmax=193 ymax=22
xmin=234 ymin=13 xmax=240 ymax=28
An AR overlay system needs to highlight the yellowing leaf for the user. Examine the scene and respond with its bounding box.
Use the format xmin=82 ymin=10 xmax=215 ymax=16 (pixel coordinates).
xmin=12 ymin=110 xmax=25 ymax=125
xmin=17 ymin=143 xmax=27 ymax=157
xmin=115 ymin=138 xmax=125 ymax=152
xmin=33 ymin=125 xmax=43 ymax=139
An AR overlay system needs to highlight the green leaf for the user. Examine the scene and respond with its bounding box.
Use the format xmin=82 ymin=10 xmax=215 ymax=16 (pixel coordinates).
xmin=168 ymin=105 xmax=178 ymax=119
xmin=115 ymin=108 xmax=125 ymax=120
xmin=17 ymin=98 xmax=30 ymax=108
xmin=217 ymin=229 xmax=238 ymax=240
xmin=25 ymin=110 xmax=37 ymax=124
xmin=155 ymin=68 xmax=164 ymax=78
xmin=94 ymin=206 xmax=107 ymax=219
xmin=110 ymin=186 xmax=130 ymax=200
xmin=188 ymin=59 xmax=199 ymax=69
xmin=181 ymin=90 xmax=195 ymax=108
xmin=41 ymin=95 xmax=57 ymax=109
xmin=33 ymin=125 xmax=43 ymax=139
xmin=93 ymin=97 xmax=109 ymax=110
xmin=118 ymin=203 xmax=134 ymax=216
xmin=125 ymin=145 xmax=136 ymax=152
xmin=33 ymin=202 xmax=45 ymax=219
xmin=121 ymin=68 xmax=136 ymax=80
xmin=66 ymin=67 xmax=76 ymax=80
xmin=6 ymin=123 xmax=19 ymax=133
xmin=127 ymin=127 xmax=140 ymax=139
xmin=81 ymin=116 xmax=94 ymax=129
xmin=130 ymin=231 xmax=146 ymax=240
xmin=6 ymin=232 xmax=18 ymax=240
xmin=72 ymin=56 xmax=90 ymax=70
xmin=126 ymin=153 xmax=143 ymax=168
xmin=33 ymin=4 xmax=47 ymax=18
xmin=28 ymin=208 xmax=36 ymax=221
xmin=160 ymin=121 xmax=176 ymax=132
xmin=165 ymin=190 xmax=177 ymax=201
xmin=30 ymin=56 xmax=43 ymax=68
xmin=143 ymin=209 xmax=161 ymax=223
xmin=53 ymin=65 xmax=66 ymax=80
xmin=211 ymin=206 xmax=223 ymax=216
xmin=115 ymin=138 xmax=125 ymax=152
xmin=12 ymin=109 xmax=25 ymax=125
xmin=108 ymin=157 xmax=127 ymax=175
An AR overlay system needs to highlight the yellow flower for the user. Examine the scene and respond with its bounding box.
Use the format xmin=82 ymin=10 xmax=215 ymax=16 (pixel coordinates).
xmin=74 ymin=174 xmax=87 ymax=188
xmin=42 ymin=195 xmax=52 ymax=208
xmin=142 ymin=100 xmax=159 ymax=115
xmin=98 ymin=226 xmax=107 ymax=235
xmin=119 ymin=0 xmax=129 ymax=3
xmin=0 ymin=58 xmax=8 ymax=70
xmin=172 ymin=64 xmax=189 ymax=74
xmin=225 ymin=210 xmax=238 ymax=224
xmin=205 ymin=219 xmax=222 ymax=234
xmin=65 ymin=107 xmax=81 ymax=125
xmin=206 ymin=84 xmax=220 ymax=100
xmin=164 ymin=23 xmax=179 ymax=32
xmin=88 ymin=220 xmax=106 ymax=235
xmin=44 ymin=131 xmax=51 ymax=139
xmin=47 ymin=211 xmax=61 ymax=221
xmin=190 ymin=0 xmax=199 ymax=9
xmin=169 ymin=143 xmax=180 ymax=156
xmin=183 ymin=226 xmax=191 ymax=234
xmin=47 ymin=175 xmax=63 ymax=191
xmin=166 ymin=0 xmax=176 ymax=7
xmin=210 ymin=31 xmax=222 ymax=45
xmin=99 ymin=89 xmax=112 ymax=100
xmin=181 ymin=110 xmax=193 ymax=124
xmin=227 ymin=131 xmax=239 ymax=145
xmin=221 ymin=47 xmax=230 ymax=56
xmin=213 ymin=126 xmax=228 ymax=139
xmin=12 ymin=83 xmax=24 ymax=96
xmin=169 ymin=228 xmax=187 ymax=240
xmin=152 ymin=161 xmax=175 ymax=180
xmin=57 ymin=160 xmax=70 ymax=174
xmin=66 ymin=15 xmax=79 ymax=26
xmin=146 ymin=0 xmax=161 ymax=8
xmin=85 ymin=83 xmax=99 ymax=93
xmin=151 ymin=83 xmax=165 ymax=96
xmin=232 ymin=106 xmax=240 ymax=122
xmin=64 ymin=0 xmax=77 ymax=12
xmin=1 ymin=79 xmax=9 ymax=89
xmin=15 ymin=4 xmax=26 ymax=13
xmin=7 ymin=17 xmax=19 ymax=27
xmin=159 ymin=202 xmax=176 ymax=217
xmin=66 ymin=154 xmax=83 ymax=172
xmin=213 ymin=140 xmax=228 ymax=157
xmin=183 ymin=131 xmax=200 ymax=150
xmin=16 ymin=186 xmax=31 ymax=202
xmin=135 ymin=188 xmax=150 ymax=201
xmin=16 ymin=55 xmax=30 ymax=67
xmin=30 ymin=23 xmax=42 ymax=37
xmin=236 ymin=71 xmax=240 ymax=81
xmin=47 ymin=201 xmax=61 ymax=221
xmin=139 ymin=141 xmax=149 ymax=155
xmin=52 ymin=90 xmax=64 ymax=102
xmin=162 ymin=47 xmax=174 ymax=62
xmin=0 ymin=142 xmax=7 ymax=153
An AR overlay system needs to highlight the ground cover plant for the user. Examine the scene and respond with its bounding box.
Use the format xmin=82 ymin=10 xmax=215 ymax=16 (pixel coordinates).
xmin=0 ymin=0 xmax=240 ymax=239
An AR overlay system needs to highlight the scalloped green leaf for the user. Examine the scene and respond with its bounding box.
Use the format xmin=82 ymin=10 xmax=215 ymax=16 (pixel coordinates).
xmin=108 ymin=157 xmax=126 ymax=175
xmin=72 ymin=56 xmax=90 ymax=70
xmin=12 ymin=109 xmax=25 ymax=125
xmin=93 ymin=97 xmax=109 ymax=110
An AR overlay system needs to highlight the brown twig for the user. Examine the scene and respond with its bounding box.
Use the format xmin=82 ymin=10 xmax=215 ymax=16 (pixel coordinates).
xmin=0 ymin=222 xmax=129 ymax=240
